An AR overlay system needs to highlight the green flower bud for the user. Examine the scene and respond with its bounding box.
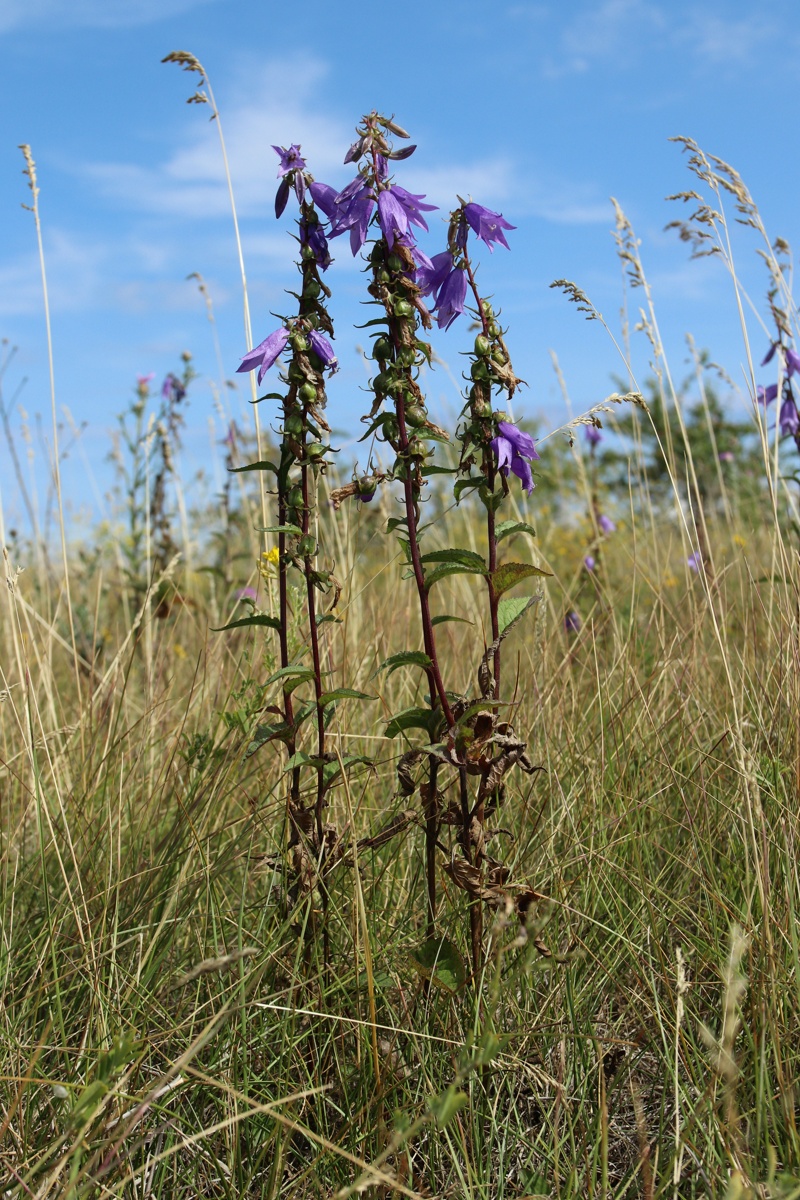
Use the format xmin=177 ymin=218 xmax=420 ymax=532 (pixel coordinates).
xmin=300 ymin=382 xmax=317 ymax=403
xmin=373 ymin=337 xmax=392 ymax=361
xmin=373 ymin=371 xmax=391 ymax=395
xmin=306 ymin=441 xmax=326 ymax=461
xmin=404 ymin=404 xmax=426 ymax=427
xmin=397 ymin=346 xmax=416 ymax=367
xmin=290 ymin=332 xmax=308 ymax=352
xmin=284 ymin=412 xmax=303 ymax=437
xmin=471 ymin=360 xmax=490 ymax=381
xmin=377 ymin=268 xmax=391 ymax=284
xmin=491 ymin=348 xmax=506 ymax=366
xmin=298 ymin=535 xmax=317 ymax=556
xmin=393 ymin=299 xmax=413 ymax=317
xmin=287 ymin=486 xmax=303 ymax=509
xmin=474 ymin=334 xmax=491 ymax=357
xmin=387 ymin=253 xmax=402 ymax=272
xmin=488 ymin=322 xmax=500 ymax=339
xmin=288 ymin=362 xmax=305 ymax=383
xmin=303 ymin=279 xmax=321 ymax=299
xmin=408 ymin=438 xmax=427 ymax=459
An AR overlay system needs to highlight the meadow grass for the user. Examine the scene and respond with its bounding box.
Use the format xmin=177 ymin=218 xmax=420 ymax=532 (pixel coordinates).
xmin=3 ymin=133 xmax=800 ymax=1199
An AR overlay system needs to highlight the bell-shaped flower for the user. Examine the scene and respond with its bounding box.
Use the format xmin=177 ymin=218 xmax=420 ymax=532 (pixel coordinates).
xmin=237 ymin=327 xmax=290 ymax=385
xmin=757 ymin=383 xmax=778 ymax=406
xmin=308 ymin=330 xmax=338 ymax=375
xmin=491 ymin=419 xmax=540 ymax=495
xmin=585 ymin=425 xmax=602 ymax=446
xmin=300 ymin=217 xmax=331 ymax=270
xmin=273 ymin=144 xmax=306 ymax=176
xmin=377 ymin=184 xmax=436 ymax=249
xmin=415 ymin=250 xmax=452 ymax=300
xmin=463 ymin=202 xmax=515 ymax=252
xmin=780 ymin=395 xmax=799 ymax=437
xmin=598 ymin=514 xmax=616 ymax=534
xmin=435 ymin=267 xmax=467 ymax=331
xmin=308 ymin=181 xmax=338 ymax=218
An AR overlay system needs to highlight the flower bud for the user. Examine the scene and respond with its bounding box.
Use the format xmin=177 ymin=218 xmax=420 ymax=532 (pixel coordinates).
xmin=372 ymin=337 xmax=392 ymax=361
xmin=404 ymin=404 xmax=426 ymax=427
xmin=298 ymin=535 xmax=317 ymax=556
xmin=284 ymin=412 xmax=303 ymax=437
xmin=303 ymin=279 xmax=322 ymax=299
xmin=407 ymin=438 xmax=427 ymax=459
xmin=373 ymin=371 xmax=391 ymax=395
xmin=300 ymin=382 xmax=317 ymax=403
xmin=288 ymin=362 xmax=305 ymax=383
xmin=471 ymin=360 xmax=490 ymax=381
xmin=306 ymin=441 xmax=326 ymax=461
xmin=290 ymin=332 xmax=308 ymax=351
xmin=394 ymin=299 xmax=413 ymax=318
xmin=287 ymin=486 xmax=303 ymax=509
xmin=387 ymin=254 xmax=402 ymax=272
xmin=474 ymin=334 xmax=491 ymax=357
xmin=397 ymin=346 xmax=416 ymax=367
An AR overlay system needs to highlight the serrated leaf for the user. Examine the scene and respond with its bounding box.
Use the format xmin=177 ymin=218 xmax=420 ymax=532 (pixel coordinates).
xmin=318 ymin=688 xmax=373 ymax=705
xmin=420 ymin=548 xmax=487 ymax=570
xmin=409 ymin=936 xmax=465 ymax=994
xmin=497 ymin=596 xmax=533 ymax=634
xmin=495 ymin=519 xmax=537 ymax=542
xmin=212 ymin=614 xmax=282 ymax=633
xmin=378 ymin=651 xmax=433 ymax=676
xmin=384 ymin=706 xmax=439 ymax=739
xmin=429 ymin=1085 xmax=468 ymax=1129
xmin=424 ymin=562 xmax=487 ymax=590
xmin=492 ymin=561 xmax=552 ymax=597
xmin=386 ymin=516 xmax=409 ymax=534
xmin=431 ymin=614 xmax=473 ymax=627
xmin=454 ymin=477 xmax=483 ymax=501
xmin=229 ymin=460 xmax=279 ymax=475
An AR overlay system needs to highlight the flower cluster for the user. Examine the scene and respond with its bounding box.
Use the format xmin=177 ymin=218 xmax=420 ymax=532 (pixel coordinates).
xmin=757 ymin=339 xmax=800 ymax=440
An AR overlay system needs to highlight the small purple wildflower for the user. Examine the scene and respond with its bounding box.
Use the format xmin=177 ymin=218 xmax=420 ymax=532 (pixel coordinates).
xmin=584 ymin=555 xmax=596 ymax=572
xmin=162 ymin=373 xmax=186 ymax=403
xmin=435 ymin=267 xmax=467 ymax=331
xmin=491 ymin=420 xmax=540 ymax=495
xmin=273 ymin=144 xmax=306 ymax=176
xmin=564 ymin=610 xmax=581 ymax=633
xmin=328 ymin=180 xmax=375 ymax=255
xmin=598 ymin=514 xmax=616 ymax=534
xmin=463 ymin=202 xmax=515 ymax=253
xmin=780 ymin=396 xmax=800 ymax=437
xmin=757 ymin=383 xmax=779 ymax=406
xmin=687 ymin=551 xmax=703 ymax=573
xmin=237 ymin=327 xmax=290 ymax=385
xmin=236 ymin=586 xmax=258 ymax=602
xmin=308 ymin=181 xmax=338 ymax=218
xmin=585 ymin=425 xmax=602 ymax=446
xmin=272 ymin=144 xmax=307 ymax=206
xmin=308 ymin=329 xmax=338 ymax=374
xmin=718 ymin=450 xmax=735 ymax=463
xmin=762 ymin=342 xmax=800 ymax=376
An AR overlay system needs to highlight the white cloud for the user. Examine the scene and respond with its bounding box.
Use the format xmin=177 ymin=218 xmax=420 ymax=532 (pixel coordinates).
xmin=0 ymin=0 xmax=217 ymax=32
xmin=543 ymin=0 xmax=665 ymax=76
xmin=680 ymin=14 xmax=775 ymax=65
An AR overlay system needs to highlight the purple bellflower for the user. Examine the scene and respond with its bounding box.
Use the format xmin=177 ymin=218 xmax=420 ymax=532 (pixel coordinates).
xmin=308 ymin=181 xmax=338 ymax=218
xmin=376 ymin=185 xmax=436 ymax=249
xmin=584 ymin=555 xmax=596 ymax=572
xmin=585 ymin=425 xmax=602 ymax=446
xmin=598 ymin=514 xmax=616 ymax=534
xmin=564 ymin=610 xmax=581 ymax=633
xmin=762 ymin=342 xmax=800 ymax=376
xmin=435 ymin=267 xmax=467 ymax=331
xmin=491 ymin=420 xmax=540 ymax=495
xmin=415 ymin=250 xmax=453 ymax=301
xmin=463 ymin=202 xmax=515 ymax=253
xmin=328 ymin=179 xmax=375 ymax=255
xmin=237 ymin=327 xmax=290 ymax=385
xmin=757 ymin=383 xmax=778 ymax=407
xmin=687 ymin=551 xmax=702 ymax=573
xmin=162 ymin=373 xmax=186 ymax=403
xmin=780 ymin=396 xmax=800 ymax=437
xmin=273 ymin=144 xmax=307 ymax=209
xmin=308 ymin=329 xmax=338 ymax=375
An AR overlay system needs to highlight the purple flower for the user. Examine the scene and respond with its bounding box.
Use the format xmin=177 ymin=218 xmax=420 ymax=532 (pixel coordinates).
xmin=780 ymin=396 xmax=799 ymax=437
xmin=584 ymin=555 xmax=596 ymax=572
xmin=718 ymin=450 xmax=735 ymax=463
xmin=757 ymin=383 xmax=778 ymax=407
xmin=585 ymin=425 xmax=602 ymax=446
xmin=491 ymin=419 xmax=540 ymax=495
xmin=598 ymin=514 xmax=616 ymax=534
xmin=435 ymin=267 xmax=467 ymax=331
xmin=273 ymin=144 xmax=306 ymax=176
xmin=309 ymin=181 xmax=338 ymax=218
xmin=236 ymin=586 xmax=258 ymax=602
xmin=162 ymin=373 xmax=186 ymax=403
xmin=275 ymin=177 xmax=291 ymax=218
xmin=377 ymin=185 xmax=436 ymax=249
xmin=762 ymin=342 xmax=800 ymax=376
xmin=415 ymin=250 xmax=453 ymax=300
xmin=762 ymin=343 xmax=777 ymax=366
xmin=308 ymin=329 xmax=338 ymax=374
xmin=300 ymin=218 xmax=331 ymax=270
xmin=328 ymin=180 xmax=375 ymax=255
xmin=564 ymin=610 xmax=581 ymax=633
xmin=237 ymin=327 xmax=290 ymax=385
xmin=687 ymin=551 xmax=702 ymax=573
xmin=463 ymin=202 xmax=515 ymax=253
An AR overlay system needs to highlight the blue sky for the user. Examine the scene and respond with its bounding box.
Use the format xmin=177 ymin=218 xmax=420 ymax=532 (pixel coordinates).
xmin=1 ymin=0 xmax=796 ymax=528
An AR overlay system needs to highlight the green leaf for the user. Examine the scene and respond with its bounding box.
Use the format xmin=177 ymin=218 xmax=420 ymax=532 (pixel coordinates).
xmin=497 ymin=596 xmax=533 ymax=634
xmin=324 ymin=754 xmax=375 ymax=785
xmin=212 ymin=614 xmax=281 ymax=633
xmin=408 ymin=936 xmax=465 ymax=994
xmin=454 ymin=477 xmax=483 ymax=502
xmin=264 ymin=664 xmax=316 ymax=689
xmin=495 ymin=519 xmax=537 ymax=542
xmin=384 ymin=706 xmax=439 ymax=740
xmin=420 ymin=548 xmax=487 ymax=570
xmin=229 ymin=460 xmax=279 ymax=475
xmin=378 ymin=650 xmax=433 ymax=676
xmin=386 ymin=516 xmax=409 ymax=534
xmin=253 ymin=391 xmax=285 ymax=404
xmin=428 ymin=1086 xmax=468 ymax=1129
xmin=318 ymin=688 xmax=373 ymax=705
xmin=431 ymin=614 xmax=474 ymax=627
xmin=316 ymin=612 xmax=342 ymax=626
xmin=354 ymin=317 xmax=390 ymax=328
xmin=421 ymin=464 xmax=457 ymax=476
xmin=425 ymin=562 xmax=487 ymax=590
xmin=491 ymin=561 xmax=552 ymax=597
